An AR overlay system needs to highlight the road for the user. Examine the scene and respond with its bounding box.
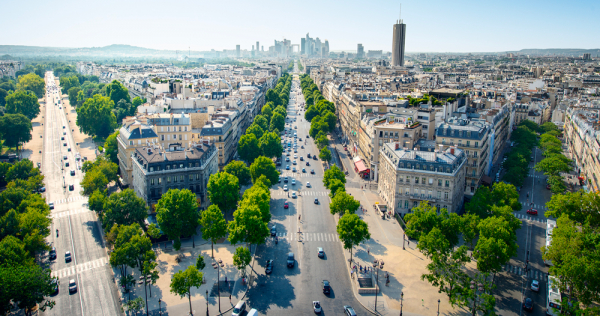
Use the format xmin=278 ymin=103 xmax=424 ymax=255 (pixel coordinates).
xmin=245 ymin=64 xmax=367 ymax=315
xmin=496 ymin=145 xmax=552 ymax=316
xmin=41 ymin=72 xmax=121 ymax=316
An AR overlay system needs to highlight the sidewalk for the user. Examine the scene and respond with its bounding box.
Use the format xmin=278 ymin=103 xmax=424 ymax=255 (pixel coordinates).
xmin=116 ymin=237 xmax=255 ymax=316
xmin=336 ymin=187 xmax=470 ymax=316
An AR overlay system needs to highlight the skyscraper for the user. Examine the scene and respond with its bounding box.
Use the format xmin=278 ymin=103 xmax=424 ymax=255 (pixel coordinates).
xmin=357 ymin=44 xmax=364 ymax=59
xmin=256 ymin=41 xmax=259 ymax=53
xmin=236 ymin=45 xmax=240 ymax=57
xmin=324 ymin=40 xmax=329 ymax=58
xmin=301 ymin=38 xmax=306 ymax=55
xmin=392 ymin=20 xmax=406 ymax=66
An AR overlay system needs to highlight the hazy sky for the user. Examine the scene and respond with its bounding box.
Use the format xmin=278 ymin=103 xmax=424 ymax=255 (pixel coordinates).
xmin=1 ymin=0 xmax=598 ymax=52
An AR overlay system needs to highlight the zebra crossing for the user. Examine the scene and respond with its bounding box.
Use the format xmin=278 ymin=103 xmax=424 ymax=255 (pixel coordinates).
xmin=51 ymin=257 xmax=107 ymax=278
xmin=521 ymin=204 xmax=547 ymax=211
xmin=502 ymin=264 xmax=548 ymax=281
xmin=513 ymin=212 xmax=548 ymax=223
xmin=279 ymin=172 xmax=317 ymax=178
xmin=49 ymin=195 xmax=87 ymax=205
xmin=50 ymin=208 xmax=91 ymax=219
xmin=273 ymin=232 xmax=340 ymax=242
xmin=527 ymin=174 xmax=544 ymax=179
xmin=274 ymin=191 xmax=328 ymax=196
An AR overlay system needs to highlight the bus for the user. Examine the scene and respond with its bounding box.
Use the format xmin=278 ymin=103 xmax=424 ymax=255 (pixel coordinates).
xmin=546 ymin=275 xmax=561 ymax=315
xmin=544 ymin=219 xmax=557 ymax=266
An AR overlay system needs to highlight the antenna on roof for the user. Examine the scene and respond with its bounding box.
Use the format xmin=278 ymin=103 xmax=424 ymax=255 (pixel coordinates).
xmin=399 ymin=3 xmax=401 ymax=22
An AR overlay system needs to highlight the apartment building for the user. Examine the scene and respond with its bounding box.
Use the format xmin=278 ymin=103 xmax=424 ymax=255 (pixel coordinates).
xmin=477 ymin=104 xmax=512 ymax=173
xmin=194 ymin=116 xmax=236 ymax=169
xmin=378 ymin=143 xmax=466 ymax=214
xmin=563 ymin=106 xmax=600 ymax=193
xmin=436 ymin=118 xmax=490 ymax=196
xmin=131 ymin=143 xmax=219 ymax=207
xmin=147 ymin=113 xmax=194 ymax=148
xmin=117 ymin=121 xmax=159 ymax=186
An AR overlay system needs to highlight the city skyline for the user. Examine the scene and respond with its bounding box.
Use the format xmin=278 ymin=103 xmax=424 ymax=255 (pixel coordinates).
xmin=1 ymin=0 xmax=599 ymax=53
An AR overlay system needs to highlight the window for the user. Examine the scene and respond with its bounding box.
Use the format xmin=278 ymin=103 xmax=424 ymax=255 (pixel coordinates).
xmin=179 ymin=135 xmax=182 ymax=140
xmin=384 ymin=132 xmax=388 ymax=137
xmin=404 ymin=133 xmax=408 ymax=137
xmin=471 ymin=186 xmax=475 ymax=193
xmin=422 ymin=177 xmax=426 ymax=184
xmin=442 ymin=138 xmax=446 ymax=145
xmin=405 ymin=188 xmax=410 ymax=195
xmin=167 ymin=176 xmax=171 ymax=183
xmin=475 ymin=142 xmax=479 ymax=148
xmin=180 ymin=164 xmax=184 ymax=168
xmin=445 ymin=180 xmax=450 ymax=187
xmin=138 ymin=140 xmax=141 ymax=145
xmin=430 ymin=165 xmax=434 ymax=171
xmin=196 ymin=174 xmax=200 ymax=180
xmin=151 ymin=179 xmax=155 ymax=185
xmin=429 ymin=178 xmax=433 ymax=185
xmin=161 ymin=135 xmax=165 ymax=141
xmin=195 ymin=163 xmax=199 ymax=167
xmin=466 ymin=141 xmax=470 ymax=147
xmin=438 ymin=179 xmax=442 ymax=186
xmin=189 ymin=175 xmax=194 ymax=181
xmin=404 ymin=200 xmax=409 ymax=208
xmin=421 ymin=189 xmax=425 ymax=198
xmin=174 ymin=176 xmax=178 ymax=183
xmin=395 ymin=132 xmax=399 ymax=138
xmin=173 ymin=134 xmax=177 ymax=140
xmin=158 ymin=178 xmax=162 ymax=184
xmin=406 ymin=176 xmax=410 ymax=183
xmin=437 ymin=191 xmax=441 ymax=198
xmin=444 ymin=192 xmax=449 ymax=199
xmin=166 ymin=165 xmax=170 ymax=170
xmin=180 ymin=175 xmax=184 ymax=182
xmin=149 ymin=167 xmax=154 ymax=172
xmin=414 ymin=177 xmax=419 ymax=184
xmin=179 ymin=126 xmax=182 ymax=132
xmin=161 ymin=127 xmax=164 ymax=132
xmin=129 ymin=141 xmax=133 ymax=145
xmin=428 ymin=191 xmax=432 ymax=199
xmin=472 ymin=169 xmax=476 ymax=177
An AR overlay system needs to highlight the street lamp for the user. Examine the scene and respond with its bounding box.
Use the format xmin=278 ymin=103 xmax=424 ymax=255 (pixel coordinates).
xmin=400 ymin=292 xmax=404 ymax=316
xmin=217 ymin=262 xmax=221 ymax=313
xmin=403 ymin=233 xmax=406 ymax=250
xmin=372 ymin=259 xmax=383 ymax=312
xmin=205 ymin=290 xmax=209 ymax=316
xmin=158 ymin=299 xmax=161 ymax=316
xmin=437 ymin=299 xmax=440 ymax=315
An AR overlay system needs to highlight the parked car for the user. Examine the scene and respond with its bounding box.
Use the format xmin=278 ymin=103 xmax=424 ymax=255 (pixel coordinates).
xmin=265 ymin=260 xmax=274 ymax=274
xmin=270 ymin=225 xmax=276 ymax=236
xmin=343 ymin=305 xmax=357 ymax=316
xmin=49 ymin=203 xmax=54 ymax=210
xmin=65 ymin=251 xmax=72 ymax=262
xmin=313 ymin=301 xmax=322 ymax=314
xmin=49 ymin=247 xmax=57 ymax=260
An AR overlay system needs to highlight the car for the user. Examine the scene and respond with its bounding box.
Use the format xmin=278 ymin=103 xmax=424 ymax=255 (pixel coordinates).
xmin=522 ymin=297 xmax=533 ymax=312
xmin=546 ymin=184 xmax=551 ymax=190
xmin=292 ymin=167 xmax=297 ymax=172
xmin=39 ymin=187 xmax=46 ymax=193
xmin=294 ymin=154 xmax=297 ymax=159
xmin=68 ymin=279 xmax=77 ymax=293
xmin=69 ymin=184 xmax=74 ymax=191
xmin=286 ymin=165 xmax=290 ymax=170
xmin=283 ymin=185 xmax=288 ymax=191
xmin=314 ymin=198 xmax=319 ymax=204
xmin=291 ymin=179 xmax=296 ymax=185
xmin=65 ymin=251 xmax=72 ymax=262
xmin=265 ymin=260 xmax=274 ymax=274
xmin=322 ymin=280 xmax=331 ymax=295
xmin=278 ymin=176 xmax=282 ymax=183
xmin=270 ymin=225 xmax=277 ymax=236
xmin=63 ymin=143 xmax=67 ymax=146
xmin=531 ymin=156 xmax=534 ymax=162
xmin=284 ymin=201 xmax=289 ymax=209
xmin=301 ymin=146 xmax=304 ymax=149
xmin=306 ymin=135 xmax=310 ymax=138
xmin=300 ymin=156 xmax=304 ymax=161
xmin=284 ymin=177 xmax=289 ymax=183
xmin=286 ymin=152 xmax=290 ymax=156
xmin=311 ymin=169 xmax=315 ymax=174
xmin=63 ymin=132 xmax=66 ymax=135
xmin=318 ymin=247 xmax=324 ymax=258
xmin=294 ymin=149 xmax=297 ymax=153
xmin=307 ymin=153 xmax=312 ymax=158
xmin=287 ymin=252 xmax=295 ymax=267
xmin=531 ymin=280 xmax=540 ymax=292
xmin=63 ymin=155 xmax=68 ymax=160
xmin=49 ymin=247 xmax=57 ymax=260
xmin=306 ymin=182 xmax=311 ymax=188
xmin=293 ymin=160 xmax=297 ymax=165
xmin=232 ymin=301 xmax=247 ymax=316
xmin=65 ymin=162 xmax=69 ymax=167
xmin=61 ymin=136 xmax=64 ymax=140
xmin=287 ymin=148 xmax=291 ymax=152
xmin=292 ymin=192 xmax=297 ymax=198
xmin=286 ymin=157 xmax=290 ymax=162
xmin=302 ymin=168 xmax=306 ymax=173
xmin=344 ymin=306 xmax=357 ymax=316
xmin=527 ymin=209 xmax=538 ymax=215
xmin=51 ymin=278 xmax=59 ymax=294
xmin=313 ymin=301 xmax=322 ymax=314
xmin=37 ymin=162 xmax=41 ymax=168
xmin=49 ymin=203 xmax=54 ymax=210
xmin=313 ymin=156 xmax=318 ymax=160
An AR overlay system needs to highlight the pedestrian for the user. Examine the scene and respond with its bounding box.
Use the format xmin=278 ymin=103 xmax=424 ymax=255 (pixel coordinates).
xmin=351 ymin=270 xmax=354 ymax=279
xmin=229 ymin=294 xmax=232 ymax=302
xmin=367 ymin=247 xmax=370 ymax=255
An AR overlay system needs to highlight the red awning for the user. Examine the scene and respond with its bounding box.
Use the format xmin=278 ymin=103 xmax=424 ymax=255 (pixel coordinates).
xmin=354 ymin=160 xmax=368 ymax=173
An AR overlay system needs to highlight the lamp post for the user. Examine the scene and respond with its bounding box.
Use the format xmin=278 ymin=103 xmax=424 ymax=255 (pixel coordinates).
xmin=205 ymin=290 xmax=209 ymax=316
xmin=158 ymin=299 xmax=162 ymax=316
xmin=400 ymin=292 xmax=403 ymax=316
xmin=217 ymin=262 xmax=221 ymax=313
xmin=437 ymin=299 xmax=440 ymax=315
xmin=372 ymin=259 xmax=381 ymax=312
xmin=403 ymin=233 xmax=406 ymax=250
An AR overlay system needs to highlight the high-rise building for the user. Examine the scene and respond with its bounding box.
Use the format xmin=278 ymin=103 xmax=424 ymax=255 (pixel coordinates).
xmin=392 ymin=20 xmax=406 ymax=66
xmin=236 ymin=45 xmax=240 ymax=57
xmin=256 ymin=41 xmax=259 ymax=52
xmin=301 ymin=38 xmax=306 ymax=55
xmin=315 ymin=38 xmax=322 ymax=57
xmin=324 ymin=40 xmax=329 ymax=58
xmin=357 ymin=44 xmax=364 ymax=59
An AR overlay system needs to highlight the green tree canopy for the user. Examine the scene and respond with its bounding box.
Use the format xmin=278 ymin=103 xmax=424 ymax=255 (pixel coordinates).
xmin=76 ymin=94 xmax=117 ymax=138
xmin=249 ymin=156 xmax=279 ymax=186
xmin=5 ymin=90 xmax=40 ymax=120
xmin=101 ymin=188 xmax=148 ymax=232
xmin=323 ymin=165 xmax=346 ymax=188
xmin=259 ymin=132 xmax=283 ymax=158
xmin=0 ymin=114 xmax=32 ymax=151
xmin=16 ymin=73 xmax=45 ymax=98
xmin=270 ymin=112 xmax=285 ymax=132
xmin=337 ymin=213 xmax=370 ymax=265
xmin=207 ymin=172 xmax=240 ymax=212
xmin=199 ymin=205 xmax=227 ymax=258
xmin=253 ymin=115 xmax=269 ymax=132
xmin=156 ymin=189 xmax=199 ymax=250
xmin=105 ymin=80 xmax=131 ymax=105
xmin=240 ymin=184 xmax=271 ymax=223
xmin=104 ymin=130 xmax=120 ymax=165
xmin=328 ymin=179 xmax=346 ymax=198
xmin=233 ymin=246 xmax=252 ymax=277
xmin=246 ymin=123 xmax=265 ymax=140
xmin=67 ymin=86 xmax=81 ymax=108
xmin=238 ymin=133 xmax=261 ymax=164
xmin=329 ymin=191 xmax=360 ymax=216
xmin=319 ymin=147 xmax=332 ymax=162
xmin=170 ymin=265 xmax=203 ymax=315
xmin=223 ymin=160 xmax=251 ymax=186
xmin=227 ymin=204 xmax=270 ymax=247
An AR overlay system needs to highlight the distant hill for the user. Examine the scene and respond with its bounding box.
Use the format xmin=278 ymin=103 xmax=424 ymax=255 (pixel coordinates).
xmin=0 ymin=44 xmax=205 ymax=59
xmin=506 ymin=48 xmax=600 ymax=56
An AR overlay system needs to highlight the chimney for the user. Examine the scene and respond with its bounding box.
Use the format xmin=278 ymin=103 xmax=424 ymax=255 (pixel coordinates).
xmin=395 ymin=143 xmax=399 ymax=150
xmin=450 ymin=146 xmax=455 ymax=155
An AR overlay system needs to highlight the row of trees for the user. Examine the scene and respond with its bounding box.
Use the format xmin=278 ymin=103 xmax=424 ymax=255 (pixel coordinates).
xmin=298 ymin=60 xmax=303 ymax=71
xmin=301 ymin=74 xmax=335 ymax=162
xmin=542 ymin=190 xmax=600 ymax=314
xmin=502 ymin=120 xmax=539 ymax=188
xmin=0 ymin=159 xmax=56 ymax=315
xmin=287 ymin=60 xmax=293 ymax=71
xmin=405 ymin=182 xmax=523 ymax=315
xmin=534 ymin=122 xmax=572 ymax=193
xmin=238 ymin=74 xmax=291 ymax=164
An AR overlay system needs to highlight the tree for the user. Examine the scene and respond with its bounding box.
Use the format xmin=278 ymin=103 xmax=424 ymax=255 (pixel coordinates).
xmin=131 ymin=96 xmax=144 ymax=113
xmin=337 ymin=214 xmax=370 ymax=266
xmin=546 ymin=191 xmax=600 ymax=228
xmin=474 ymin=216 xmax=518 ymax=275
xmin=404 ymin=202 xmax=463 ymax=248
xmin=126 ymin=297 xmax=144 ymax=316
xmin=16 ymin=73 xmax=45 ymax=98
xmin=0 ymin=88 xmax=7 ymax=107
xmin=305 ymin=106 xmax=319 ymax=122
xmin=253 ymin=115 xmax=269 ymax=132
xmin=261 ymin=103 xmax=273 ymax=122
xmin=240 ymin=185 xmax=271 ymax=223
xmin=535 ymin=156 xmax=572 ymax=176
xmin=322 ymin=111 xmax=337 ymax=131
xmin=105 ymin=80 xmax=131 ymax=105
xmin=328 ymin=179 xmax=346 ymax=198
xmin=102 ymin=189 xmax=148 ymax=232
xmin=196 ymin=254 xmax=206 ymax=271
xmin=156 ymin=189 xmax=199 ymax=250
xmin=170 ymin=265 xmax=203 ymax=315
xmin=249 ymin=156 xmax=279 ymax=185
xmin=5 ymin=90 xmax=40 ymax=120
xmin=238 ymin=133 xmax=261 ymax=164
xmin=246 ymin=123 xmax=264 ymax=140
xmin=0 ymin=265 xmax=56 ymax=316
xmin=67 ymin=86 xmax=81 ymax=107
xmin=274 ymin=105 xmax=287 ymax=118
xmin=113 ymin=99 xmax=132 ymax=122
xmin=323 ymin=165 xmax=346 ymax=188
xmin=88 ymin=189 xmax=106 ymax=216
xmin=104 ymin=130 xmax=120 ymax=165
xmin=330 ymin=191 xmax=360 ymax=216
xmin=5 ymin=159 xmax=39 ymax=182
xmin=270 ymin=112 xmax=285 ymax=132
xmin=233 ymin=246 xmax=252 ymax=277
xmin=76 ymin=94 xmax=117 ymax=138
xmin=199 ymin=205 xmax=227 ymax=258
xmin=207 ymin=172 xmax=240 ymax=212
xmin=59 ymin=75 xmax=80 ymax=95
xmin=318 ymin=147 xmax=331 ymax=162
xmin=81 ymin=169 xmax=108 ymax=196
xmin=0 ymin=114 xmax=32 ymax=152
xmin=259 ymin=132 xmax=283 ymax=158
xmin=223 ymin=161 xmax=251 ymax=186
xmin=0 ymin=236 xmax=33 ymax=267
xmin=227 ymin=204 xmax=270 ymax=247
xmin=315 ymin=134 xmax=329 ymax=150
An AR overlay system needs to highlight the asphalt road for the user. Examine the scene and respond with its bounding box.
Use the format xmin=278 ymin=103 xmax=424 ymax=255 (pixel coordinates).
xmin=41 ymin=72 xmax=121 ymax=316
xmin=245 ymin=65 xmax=367 ymax=315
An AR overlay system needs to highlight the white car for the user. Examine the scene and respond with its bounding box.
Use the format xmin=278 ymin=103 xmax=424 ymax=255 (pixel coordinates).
xmin=306 ymin=182 xmax=311 ymax=188
xmin=291 ymin=179 xmax=296 ymax=185
xmin=283 ymin=185 xmax=288 ymax=191
xmin=531 ymin=280 xmax=539 ymax=292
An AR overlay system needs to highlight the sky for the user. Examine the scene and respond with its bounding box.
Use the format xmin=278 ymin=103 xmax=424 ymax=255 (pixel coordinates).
xmin=1 ymin=0 xmax=598 ymax=53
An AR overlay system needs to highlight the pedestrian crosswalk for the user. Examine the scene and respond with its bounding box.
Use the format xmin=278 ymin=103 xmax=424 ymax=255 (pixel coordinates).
xmin=51 ymin=257 xmax=107 ymax=278
xmin=274 ymin=191 xmax=328 ymax=196
xmin=527 ymin=173 xmax=544 ymax=179
xmin=522 ymin=204 xmax=547 ymax=210
xmin=279 ymin=172 xmax=318 ymax=178
xmin=49 ymin=195 xmax=87 ymax=205
xmin=513 ymin=212 xmax=548 ymax=223
xmin=50 ymin=208 xmax=91 ymax=219
xmin=502 ymin=264 xmax=548 ymax=281
xmin=273 ymin=232 xmax=340 ymax=242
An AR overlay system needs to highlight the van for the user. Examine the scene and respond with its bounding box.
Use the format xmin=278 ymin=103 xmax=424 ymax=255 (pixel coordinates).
xmin=247 ymin=309 xmax=258 ymax=316
xmin=232 ymin=301 xmax=246 ymax=316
